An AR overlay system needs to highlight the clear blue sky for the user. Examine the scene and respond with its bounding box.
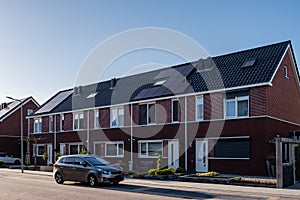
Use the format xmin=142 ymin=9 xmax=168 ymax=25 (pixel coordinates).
xmin=0 ymin=0 xmax=299 ymax=104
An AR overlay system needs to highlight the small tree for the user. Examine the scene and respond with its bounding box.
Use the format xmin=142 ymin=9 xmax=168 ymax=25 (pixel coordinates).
xmin=42 ymin=152 xmax=48 ymax=165
xmin=156 ymin=154 xmax=162 ymax=170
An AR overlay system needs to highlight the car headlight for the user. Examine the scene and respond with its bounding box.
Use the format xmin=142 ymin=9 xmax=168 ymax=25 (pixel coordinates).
xmin=97 ymin=169 xmax=109 ymax=174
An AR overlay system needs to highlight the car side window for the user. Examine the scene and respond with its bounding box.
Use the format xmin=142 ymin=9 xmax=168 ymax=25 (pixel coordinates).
xmin=64 ymin=157 xmax=74 ymax=164
xmin=58 ymin=157 xmax=65 ymax=163
xmin=74 ymin=157 xmax=84 ymax=165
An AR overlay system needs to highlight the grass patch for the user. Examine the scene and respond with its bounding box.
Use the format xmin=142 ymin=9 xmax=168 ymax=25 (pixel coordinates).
xmin=196 ymin=171 xmax=220 ymax=177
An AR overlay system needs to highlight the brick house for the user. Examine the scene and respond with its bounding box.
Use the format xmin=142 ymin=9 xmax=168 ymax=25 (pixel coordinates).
xmin=0 ymin=97 xmax=39 ymax=159
xmin=28 ymin=41 xmax=300 ymax=175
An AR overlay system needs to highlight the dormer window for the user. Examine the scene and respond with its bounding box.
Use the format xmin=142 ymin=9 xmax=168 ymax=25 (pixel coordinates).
xmin=284 ymin=66 xmax=289 ymax=79
xmin=153 ymin=79 xmax=166 ymax=86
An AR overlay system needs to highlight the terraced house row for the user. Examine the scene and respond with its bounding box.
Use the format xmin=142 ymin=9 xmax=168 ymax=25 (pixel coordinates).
xmin=27 ymin=41 xmax=300 ymax=176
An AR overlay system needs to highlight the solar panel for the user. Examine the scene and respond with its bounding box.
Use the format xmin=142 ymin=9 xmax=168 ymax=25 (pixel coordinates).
xmin=35 ymin=90 xmax=73 ymax=114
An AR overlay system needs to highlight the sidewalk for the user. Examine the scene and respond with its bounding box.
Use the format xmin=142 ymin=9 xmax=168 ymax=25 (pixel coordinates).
xmin=3 ymin=168 xmax=300 ymax=190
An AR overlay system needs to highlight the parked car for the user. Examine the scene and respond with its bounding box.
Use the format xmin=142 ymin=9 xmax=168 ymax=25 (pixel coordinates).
xmin=0 ymin=153 xmax=21 ymax=165
xmin=53 ymin=155 xmax=124 ymax=187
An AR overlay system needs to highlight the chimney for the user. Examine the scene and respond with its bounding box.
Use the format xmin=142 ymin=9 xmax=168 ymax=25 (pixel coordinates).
xmin=1 ymin=103 xmax=7 ymax=110
xmin=110 ymin=78 xmax=117 ymax=89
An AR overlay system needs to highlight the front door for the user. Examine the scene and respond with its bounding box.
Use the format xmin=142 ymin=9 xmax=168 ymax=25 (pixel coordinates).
xmin=47 ymin=144 xmax=53 ymax=165
xmin=196 ymin=140 xmax=208 ymax=172
xmin=168 ymin=140 xmax=179 ymax=169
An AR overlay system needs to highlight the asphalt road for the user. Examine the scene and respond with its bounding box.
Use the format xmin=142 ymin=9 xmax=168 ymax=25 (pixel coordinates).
xmin=0 ymin=169 xmax=300 ymax=200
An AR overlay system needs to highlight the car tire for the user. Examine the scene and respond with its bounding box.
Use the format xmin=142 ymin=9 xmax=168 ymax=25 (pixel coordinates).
xmin=14 ymin=160 xmax=21 ymax=165
xmin=55 ymin=172 xmax=64 ymax=184
xmin=88 ymin=175 xmax=98 ymax=187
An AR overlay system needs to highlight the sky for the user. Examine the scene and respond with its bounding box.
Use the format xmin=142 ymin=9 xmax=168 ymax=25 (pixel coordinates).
xmin=0 ymin=0 xmax=299 ymax=104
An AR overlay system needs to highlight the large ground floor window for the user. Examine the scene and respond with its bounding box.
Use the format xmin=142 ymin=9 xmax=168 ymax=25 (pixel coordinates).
xmin=94 ymin=141 xmax=124 ymax=158
xmin=138 ymin=140 xmax=163 ymax=158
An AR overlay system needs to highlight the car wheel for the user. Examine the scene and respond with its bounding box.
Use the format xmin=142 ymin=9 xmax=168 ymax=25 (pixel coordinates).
xmin=113 ymin=181 xmax=119 ymax=185
xmin=88 ymin=175 xmax=98 ymax=187
xmin=14 ymin=160 xmax=20 ymax=165
xmin=55 ymin=173 xmax=64 ymax=184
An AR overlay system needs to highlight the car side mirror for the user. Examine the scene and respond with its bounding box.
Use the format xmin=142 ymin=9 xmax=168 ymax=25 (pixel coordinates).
xmin=80 ymin=162 xmax=87 ymax=167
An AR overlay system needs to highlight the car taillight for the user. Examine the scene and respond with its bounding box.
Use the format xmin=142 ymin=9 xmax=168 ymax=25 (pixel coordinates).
xmin=53 ymin=163 xmax=58 ymax=168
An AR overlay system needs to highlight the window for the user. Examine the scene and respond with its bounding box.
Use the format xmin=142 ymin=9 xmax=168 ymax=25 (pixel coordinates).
xmin=225 ymin=96 xmax=249 ymax=118
xmin=105 ymin=142 xmax=124 ymax=157
xmin=60 ymin=114 xmax=64 ymax=131
xmin=69 ymin=144 xmax=84 ymax=155
xmin=172 ymin=100 xmax=179 ymax=122
xmin=196 ymin=96 xmax=203 ymax=120
xmin=110 ymin=107 xmax=124 ymax=128
xmin=73 ymin=112 xmax=84 ymax=130
xmin=139 ymin=141 xmax=162 ymax=158
xmin=49 ymin=116 xmax=53 ymax=132
xmin=33 ymin=144 xmax=45 ymax=157
xmin=34 ymin=118 xmax=42 ymax=133
xmin=153 ymin=79 xmax=166 ymax=86
xmin=208 ymin=137 xmax=250 ymax=159
xmin=60 ymin=144 xmax=66 ymax=155
xmin=284 ymin=66 xmax=289 ymax=78
xmin=139 ymin=103 xmax=156 ymax=125
xmin=94 ymin=110 xmax=99 ymax=129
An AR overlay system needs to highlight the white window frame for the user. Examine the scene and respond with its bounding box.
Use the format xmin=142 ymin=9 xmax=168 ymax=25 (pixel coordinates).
xmin=147 ymin=103 xmax=156 ymax=125
xmin=196 ymin=96 xmax=204 ymax=121
xmin=110 ymin=107 xmax=124 ymax=128
xmin=60 ymin=114 xmax=64 ymax=132
xmin=49 ymin=116 xmax=53 ymax=132
xmin=284 ymin=66 xmax=289 ymax=79
xmin=105 ymin=141 xmax=124 ymax=158
xmin=68 ymin=143 xmax=84 ymax=155
xmin=73 ymin=112 xmax=84 ymax=130
xmin=59 ymin=144 xmax=66 ymax=155
xmin=34 ymin=118 xmax=42 ymax=133
xmin=33 ymin=144 xmax=45 ymax=157
xmin=94 ymin=109 xmax=99 ymax=129
xmin=172 ymin=99 xmax=179 ymax=123
xmin=224 ymin=96 xmax=249 ymax=119
xmin=138 ymin=140 xmax=163 ymax=158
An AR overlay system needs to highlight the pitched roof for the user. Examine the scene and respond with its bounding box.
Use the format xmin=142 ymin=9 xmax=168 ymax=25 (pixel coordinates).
xmin=0 ymin=97 xmax=39 ymax=121
xmin=31 ymin=40 xmax=294 ymax=116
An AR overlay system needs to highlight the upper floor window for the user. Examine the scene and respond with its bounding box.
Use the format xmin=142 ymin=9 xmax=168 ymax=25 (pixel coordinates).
xmin=172 ymin=100 xmax=179 ymax=122
xmin=60 ymin=114 xmax=64 ymax=131
xmin=196 ymin=96 xmax=204 ymax=120
xmin=284 ymin=66 xmax=289 ymax=78
xmin=225 ymin=96 xmax=249 ymax=118
xmin=34 ymin=118 xmax=42 ymax=133
xmin=94 ymin=110 xmax=99 ymax=129
xmin=73 ymin=112 xmax=84 ymax=130
xmin=139 ymin=103 xmax=155 ymax=125
xmin=49 ymin=116 xmax=53 ymax=132
xmin=110 ymin=107 xmax=124 ymax=128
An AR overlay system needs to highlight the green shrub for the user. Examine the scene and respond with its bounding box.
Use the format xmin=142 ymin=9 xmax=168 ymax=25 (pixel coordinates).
xmin=0 ymin=160 xmax=4 ymax=167
xmin=196 ymin=171 xmax=220 ymax=177
xmin=176 ymin=167 xmax=185 ymax=173
xmin=42 ymin=153 xmax=48 ymax=161
xmin=147 ymin=168 xmax=175 ymax=175
xmin=156 ymin=154 xmax=162 ymax=170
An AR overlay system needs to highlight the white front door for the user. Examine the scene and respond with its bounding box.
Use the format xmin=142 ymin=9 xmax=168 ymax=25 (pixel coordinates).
xmin=196 ymin=140 xmax=208 ymax=172
xmin=168 ymin=140 xmax=179 ymax=169
xmin=47 ymin=144 xmax=53 ymax=165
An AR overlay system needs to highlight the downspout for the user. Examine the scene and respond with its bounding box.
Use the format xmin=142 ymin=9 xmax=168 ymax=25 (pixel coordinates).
xmin=27 ymin=117 xmax=30 ymax=166
xmin=184 ymin=96 xmax=188 ymax=172
xmin=54 ymin=115 xmax=56 ymax=162
xmin=129 ymin=104 xmax=133 ymax=172
xmin=87 ymin=110 xmax=90 ymax=154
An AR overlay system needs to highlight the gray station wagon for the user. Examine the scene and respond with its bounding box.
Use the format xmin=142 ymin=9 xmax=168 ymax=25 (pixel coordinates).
xmin=53 ymin=155 xmax=124 ymax=187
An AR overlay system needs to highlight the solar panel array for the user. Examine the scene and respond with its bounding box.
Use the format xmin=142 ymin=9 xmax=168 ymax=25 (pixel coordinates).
xmin=35 ymin=90 xmax=73 ymax=114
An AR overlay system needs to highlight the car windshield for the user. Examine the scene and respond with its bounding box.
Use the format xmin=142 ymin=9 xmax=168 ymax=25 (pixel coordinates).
xmin=84 ymin=156 xmax=110 ymax=166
